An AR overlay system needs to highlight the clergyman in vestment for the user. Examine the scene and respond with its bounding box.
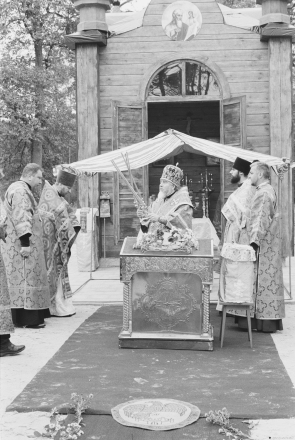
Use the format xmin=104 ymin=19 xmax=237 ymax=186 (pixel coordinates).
xmin=39 ymin=169 xmax=80 ymax=317
xmin=139 ymin=164 xmax=193 ymax=234
xmin=218 ymin=157 xmax=255 ymax=304
xmin=1 ymin=164 xmax=50 ymax=328
xmin=0 ymin=206 xmax=25 ymax=356
xmin=220 ymin=157 xmax=253 ymax=246
xmin=239 ymin=161 xmax=285 ymax=333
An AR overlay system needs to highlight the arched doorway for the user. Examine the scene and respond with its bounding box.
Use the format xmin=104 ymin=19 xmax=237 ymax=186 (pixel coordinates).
xmin=146 ymin=59 xmax=222 ymax=221
xmin=111 ymin=56 xmax=246 ymax=244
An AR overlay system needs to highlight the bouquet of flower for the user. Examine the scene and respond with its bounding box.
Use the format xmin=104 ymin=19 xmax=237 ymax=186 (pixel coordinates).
xmin=136 ymin=226 xmax=199 ymax=254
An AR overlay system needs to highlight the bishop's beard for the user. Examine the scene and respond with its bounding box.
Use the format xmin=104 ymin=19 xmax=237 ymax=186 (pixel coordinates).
xmin=157 ymin=191 xmax=166 ymax=200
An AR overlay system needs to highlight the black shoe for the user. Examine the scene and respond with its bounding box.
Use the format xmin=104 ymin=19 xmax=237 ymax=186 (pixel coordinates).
xmin=51 ymin=313 xmax=76 ymax=318
xmin=0 ymin=342 xmax=25 ymax=357
xmin=23 ymin=323 xmax=46 ymax=329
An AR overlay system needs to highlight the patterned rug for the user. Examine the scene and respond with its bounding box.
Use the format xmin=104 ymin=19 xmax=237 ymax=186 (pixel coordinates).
xmin=111 ymin=399 xmax=200 ymax=431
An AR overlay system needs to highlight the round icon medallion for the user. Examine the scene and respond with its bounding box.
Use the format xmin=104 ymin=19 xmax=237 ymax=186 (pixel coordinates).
xmin=162 ymin=1 xmax=202 ymax=41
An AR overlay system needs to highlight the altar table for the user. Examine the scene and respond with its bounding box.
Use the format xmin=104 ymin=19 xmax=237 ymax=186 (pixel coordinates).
xmin=119 ymin=237 xmax=214 ymax=351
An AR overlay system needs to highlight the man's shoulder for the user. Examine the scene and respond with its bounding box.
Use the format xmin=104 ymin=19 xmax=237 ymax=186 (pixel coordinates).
xmin=256 ymin=182 xmax=275 ymax=195
xmin=6 ymin=181 xmax=29 ymax=196
xmin=175 ymin=186 xmax=189 ymax=196
xmin=255 ymin=182 xmax=276 ymax=203
xmin=7 ymin=180 xmax=25 ymax=190
xmin=172 ymin=186 xmax=193 ymax=206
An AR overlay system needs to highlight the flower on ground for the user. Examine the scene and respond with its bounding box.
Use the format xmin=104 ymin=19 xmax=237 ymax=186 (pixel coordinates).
xmin=42 ymin=393 xmax=93 ymax=439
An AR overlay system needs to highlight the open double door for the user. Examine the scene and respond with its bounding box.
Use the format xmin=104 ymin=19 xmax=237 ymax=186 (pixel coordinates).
xmin=112 ymin=96 xmax=246 ymax=244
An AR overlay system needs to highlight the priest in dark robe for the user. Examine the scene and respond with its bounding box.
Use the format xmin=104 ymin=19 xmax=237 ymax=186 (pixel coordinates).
xmin=39 ymin=169 xmax=80 ymax=317
xmin=238 ymin=161 xmax=285 ymax=332
xmin=2 ymin=164 xmax=50 ymax=329
xmin=139 ymin=164 xmax=193 ymax=234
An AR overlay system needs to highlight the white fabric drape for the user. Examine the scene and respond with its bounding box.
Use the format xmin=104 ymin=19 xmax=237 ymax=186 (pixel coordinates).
xmin=65 ymin=129 xmax=288 ymax=175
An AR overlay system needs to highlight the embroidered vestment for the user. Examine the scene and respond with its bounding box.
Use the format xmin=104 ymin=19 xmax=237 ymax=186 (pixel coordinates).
xmin=39 ymin=181 xmax=80 ymax=316
xmin=2 ymin=181 xmax=50 ymax=310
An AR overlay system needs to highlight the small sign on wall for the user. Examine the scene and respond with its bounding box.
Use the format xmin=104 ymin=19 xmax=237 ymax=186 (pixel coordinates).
xmin=100 ymin=191 xmax=111 ymax=218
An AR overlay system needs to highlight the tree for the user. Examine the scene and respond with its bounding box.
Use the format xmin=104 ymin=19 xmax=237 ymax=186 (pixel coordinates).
xmin=0 ymin=0 xmax=78 ymax=190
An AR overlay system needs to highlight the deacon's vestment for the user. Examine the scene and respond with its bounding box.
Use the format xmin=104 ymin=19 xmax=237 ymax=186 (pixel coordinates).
xmin=218 ymin=179 xmax=255 ymax=304
xmin=2 ymin=181 xmax=50 ymax=325
xmin=221 ymin=178 xmax=255 ymax=246
xmin=246 ymin=181 xmax=285 ymax=331
xmin=39 ymin=181 xmax=80 ymax=316
xmin=141 ymin=186 xmax=193 ymax=234
xmin=0 ymin=218 xmax=14 ymax=337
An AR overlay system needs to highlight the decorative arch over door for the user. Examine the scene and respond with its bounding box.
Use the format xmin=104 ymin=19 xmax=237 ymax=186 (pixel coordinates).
xmin=139 ymin=54 xmax=231 ymax=101
xmin=148 ymin=60 xmax=221 ymax=99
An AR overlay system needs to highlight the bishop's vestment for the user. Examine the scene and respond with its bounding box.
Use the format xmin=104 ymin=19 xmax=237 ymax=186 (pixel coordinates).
xmin=141 ymin=186 xmax=193 ymax=234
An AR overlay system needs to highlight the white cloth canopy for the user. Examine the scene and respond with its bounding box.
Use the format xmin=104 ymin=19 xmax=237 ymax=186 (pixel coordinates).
xmin=217 ymin=4 xmax=261 ymax=31
xmin=65 ymin=129 xmax=288 ymax=175
xmin=106 ymin=9 xmax=147 ymax=35
xmin=105 ymin=3 xmax=261 ymax=36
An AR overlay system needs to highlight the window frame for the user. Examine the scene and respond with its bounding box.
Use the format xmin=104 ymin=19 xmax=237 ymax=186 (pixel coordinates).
xmin=147 ymin=59 xmax=221 ymax=100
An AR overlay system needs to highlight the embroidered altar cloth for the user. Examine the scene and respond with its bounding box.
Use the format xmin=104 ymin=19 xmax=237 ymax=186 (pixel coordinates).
xmin=219 ymin=243 xmax=256 ymax=303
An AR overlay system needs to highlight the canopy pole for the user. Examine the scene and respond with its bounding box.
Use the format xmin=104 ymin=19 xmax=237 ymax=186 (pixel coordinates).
xmin=103 ymin=218 xmax=106 ymax=259
xmin=278 ymin=175 xmax=283 ymax=279
xmin=287 ymin=167 xmax=292 ymax=299
xmin=72 ymin=174 xmax=96 ymax=295
xmin=90 ymin=175 xmax=94 ymax=280
xmin=279 ymin=168 xmax=292 ymax=300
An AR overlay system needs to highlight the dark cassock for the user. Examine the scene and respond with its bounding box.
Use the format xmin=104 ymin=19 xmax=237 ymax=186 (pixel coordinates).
xmin=139 ymin=164 xmax=193 ymax=235
xmin=2 ymin=182 xmax=50 ymax=327
xmin=39 ymin=170 xmax=80 ymax=317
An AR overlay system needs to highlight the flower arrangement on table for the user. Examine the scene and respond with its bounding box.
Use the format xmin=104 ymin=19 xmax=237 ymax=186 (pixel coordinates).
xmin=135 ymin=226 xmax=199 ymax=254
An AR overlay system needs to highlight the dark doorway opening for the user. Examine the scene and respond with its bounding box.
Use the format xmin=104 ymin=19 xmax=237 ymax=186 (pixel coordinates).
xmin=148 ymin=101 xmax=220 ymax=221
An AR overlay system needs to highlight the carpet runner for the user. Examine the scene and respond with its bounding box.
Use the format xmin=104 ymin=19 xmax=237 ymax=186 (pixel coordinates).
xmin=8 ymin=305 xmax=295 ymax=420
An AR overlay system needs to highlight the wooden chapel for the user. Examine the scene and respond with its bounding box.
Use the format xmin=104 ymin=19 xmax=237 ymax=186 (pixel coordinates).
xmin=67 ymin=0 xmax=293 ymax=258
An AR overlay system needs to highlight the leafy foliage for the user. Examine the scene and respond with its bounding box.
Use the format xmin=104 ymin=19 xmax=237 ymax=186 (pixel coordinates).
xmin=0 ymin=0 xmax=78 ymax=192
xmin=206 ymin=408 xmax=250 ymax=439
xmin=33 ymin=393 xmax=93 ymax=439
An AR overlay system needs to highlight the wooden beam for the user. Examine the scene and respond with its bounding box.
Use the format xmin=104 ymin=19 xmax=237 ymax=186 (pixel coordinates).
xmin=257 ymin=0 xmax=290 ymax=26
xmin=269 ymin=37 xmax=293 ymax=257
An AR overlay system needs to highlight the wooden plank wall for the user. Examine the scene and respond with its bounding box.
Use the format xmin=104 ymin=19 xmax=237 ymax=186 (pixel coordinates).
xmin=99 ymin=0 xmax=269 ymax=256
